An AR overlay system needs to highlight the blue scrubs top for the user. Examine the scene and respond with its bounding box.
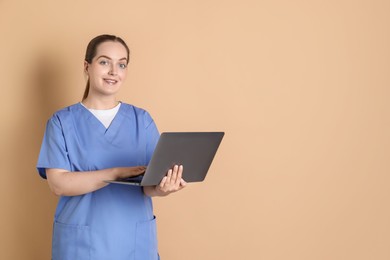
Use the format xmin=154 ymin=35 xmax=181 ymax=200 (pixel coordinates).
xmin=37 ymin=103 xmax=160 ymax=260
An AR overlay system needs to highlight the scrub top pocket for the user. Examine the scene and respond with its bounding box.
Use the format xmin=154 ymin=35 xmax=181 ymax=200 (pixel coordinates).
xmin=52 ymin=221 xmax=91 ymax=260
xmin=134 ymin=216 xmax=159 ymax=260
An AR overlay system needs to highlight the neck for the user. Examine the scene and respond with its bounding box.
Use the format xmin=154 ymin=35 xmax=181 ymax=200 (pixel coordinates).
xmin=82 ymin=96 xmax=119 ymax=110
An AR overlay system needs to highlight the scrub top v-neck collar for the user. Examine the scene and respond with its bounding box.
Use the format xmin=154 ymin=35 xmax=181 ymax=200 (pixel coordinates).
xmin=77 ymin=102 xmax=126 ymax=141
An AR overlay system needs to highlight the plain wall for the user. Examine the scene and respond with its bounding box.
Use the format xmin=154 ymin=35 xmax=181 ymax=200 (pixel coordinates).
xmin=1 ymin=0 xmax=390 ymax=259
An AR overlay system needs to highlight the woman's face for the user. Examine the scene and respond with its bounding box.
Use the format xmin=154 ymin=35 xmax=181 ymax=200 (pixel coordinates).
xmin=85 ymin=41 xmax=128 ymax=98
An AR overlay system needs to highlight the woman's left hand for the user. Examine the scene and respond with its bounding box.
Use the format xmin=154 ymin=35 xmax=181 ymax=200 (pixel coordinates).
xmin=143 ymin=165 xmax=187 ymax=197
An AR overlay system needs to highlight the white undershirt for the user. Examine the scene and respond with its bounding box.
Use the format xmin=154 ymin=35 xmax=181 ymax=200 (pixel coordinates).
xmin=81 ymin=102 xmax=121 ymax=128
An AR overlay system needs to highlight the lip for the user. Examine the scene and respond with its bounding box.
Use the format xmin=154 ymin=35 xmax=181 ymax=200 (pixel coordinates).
xmin=103 ymin=78 xmax=118 ymax=85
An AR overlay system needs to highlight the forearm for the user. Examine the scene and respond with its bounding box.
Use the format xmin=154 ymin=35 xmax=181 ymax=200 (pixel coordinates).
xmin=46 ymin=168 xmax=116 ymax=196
xmin=46 ymin=167 xmax=145 ymax=197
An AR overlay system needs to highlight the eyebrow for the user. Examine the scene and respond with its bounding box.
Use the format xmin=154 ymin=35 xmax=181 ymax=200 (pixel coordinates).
xmin=97 ymin=55 xmax=127 ymax=61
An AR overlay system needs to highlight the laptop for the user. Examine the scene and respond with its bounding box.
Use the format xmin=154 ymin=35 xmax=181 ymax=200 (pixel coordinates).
xmin=105 ymin=132 xmax=224 ymax=186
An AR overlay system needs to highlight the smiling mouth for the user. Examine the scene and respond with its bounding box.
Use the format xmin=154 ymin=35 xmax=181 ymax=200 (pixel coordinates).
xmin=104 ymin=78 xmax=118 ymax=85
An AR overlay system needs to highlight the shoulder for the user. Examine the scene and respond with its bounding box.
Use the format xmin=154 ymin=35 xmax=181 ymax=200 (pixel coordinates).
xmin=120 ymin=103 xmax=155 ymax=127
xmin=120 ymin=103 xmax=153 ymax=118
xmin=52 ymin=103 xmax=81 ymax=116
xmin=48 ymin=103 xmax=82 ymax=124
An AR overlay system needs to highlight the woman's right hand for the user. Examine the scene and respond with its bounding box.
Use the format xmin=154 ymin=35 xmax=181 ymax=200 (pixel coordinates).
xmin=114 ymin=166 xmax=147 ymax=180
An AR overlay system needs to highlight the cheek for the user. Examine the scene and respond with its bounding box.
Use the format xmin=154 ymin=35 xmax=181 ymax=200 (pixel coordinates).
xmin=88 ymin=68 xmax=103 ymax=78
xmin=119 ymin=70 xmax=128 ymax=80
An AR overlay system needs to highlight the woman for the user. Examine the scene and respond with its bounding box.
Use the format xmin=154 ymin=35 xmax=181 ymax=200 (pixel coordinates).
xmin=37 ymin=34 xmax=186 ymax=260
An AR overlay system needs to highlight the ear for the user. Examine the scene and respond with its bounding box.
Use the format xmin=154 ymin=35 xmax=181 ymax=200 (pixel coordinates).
xmin=84 ymin=61 xmax=89 ymax=74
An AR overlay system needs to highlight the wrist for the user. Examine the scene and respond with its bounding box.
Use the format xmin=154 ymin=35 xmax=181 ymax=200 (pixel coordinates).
xmin=109 ymin=168 xmax=120 ymax=180
xmin=143 ymin=186 xmax=167 ymax=197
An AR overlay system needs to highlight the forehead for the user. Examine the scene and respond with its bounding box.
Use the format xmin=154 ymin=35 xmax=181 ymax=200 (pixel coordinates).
xmin=95 ymin=41 xmax=128 ymax=60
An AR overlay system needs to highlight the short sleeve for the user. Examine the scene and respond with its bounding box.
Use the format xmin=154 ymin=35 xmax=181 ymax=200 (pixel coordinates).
xmin=144 ymin=112 xmax=160 ymax=164
xmin=36 ymin=115 xmax=71 ymax=179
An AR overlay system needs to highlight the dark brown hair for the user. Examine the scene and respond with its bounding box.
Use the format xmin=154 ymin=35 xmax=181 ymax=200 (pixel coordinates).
xmin=83 ymin=34 xmax=130 ymax=100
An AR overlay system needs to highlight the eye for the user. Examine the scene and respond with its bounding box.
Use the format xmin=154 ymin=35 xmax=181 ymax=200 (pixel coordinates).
xmin=119 ymin=63 xmax=127 ymax=69
xmin=99 ymin=60 xmax=109 ymax=65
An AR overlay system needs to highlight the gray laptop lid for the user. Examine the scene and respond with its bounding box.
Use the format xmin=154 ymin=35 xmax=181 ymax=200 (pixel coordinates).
xmin=107 ymin=132 xmax=224 ymax=186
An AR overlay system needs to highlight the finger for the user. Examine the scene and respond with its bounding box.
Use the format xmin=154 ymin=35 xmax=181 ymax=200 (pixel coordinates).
xmin=137 ymin=167 xmax=146 ymax=174
xmin=132 ymin=166 xmax=146 ymax=175
xmin=166 ymin=169 xmax=173 ymax=184
xmin=171 ymin=165 xmax=179 ymax=183
xmin=174 ymin=165 xmax=183 ymax=187
xmin=173 ymin=180 xmax=186 ymax=192
xmin=159 ymin=176 xmax=167 ymax=189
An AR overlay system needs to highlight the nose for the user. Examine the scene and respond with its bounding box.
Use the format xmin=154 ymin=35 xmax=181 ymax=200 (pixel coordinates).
xmin=108 ymin=64 xmax=117 ymax=75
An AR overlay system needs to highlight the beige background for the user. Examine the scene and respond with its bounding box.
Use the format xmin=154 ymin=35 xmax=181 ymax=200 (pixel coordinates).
xmin=1 ymin=0 xmax=390 ymax=259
